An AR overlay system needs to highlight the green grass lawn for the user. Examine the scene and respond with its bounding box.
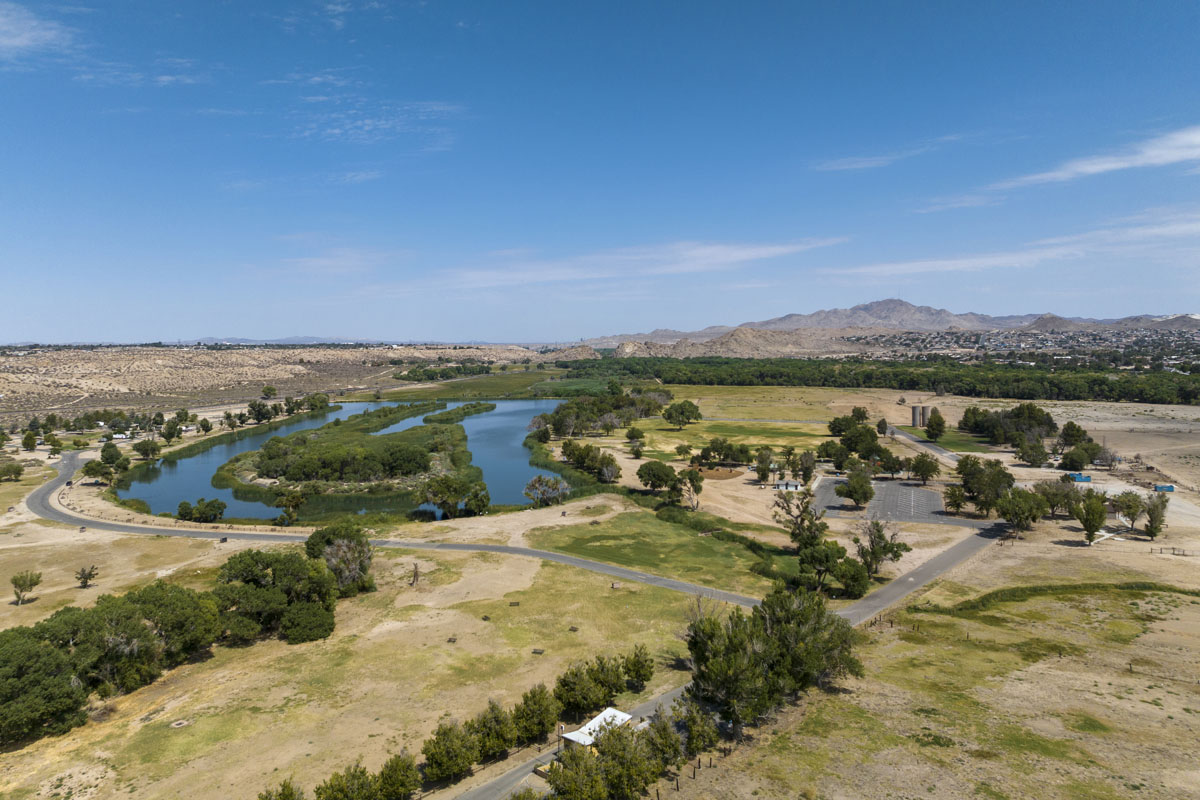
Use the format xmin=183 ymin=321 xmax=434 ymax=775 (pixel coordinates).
xmin=899 ymin=425 xmax=993 ymax=453
xmin=526 ymin=511 xmax=777 ymax=597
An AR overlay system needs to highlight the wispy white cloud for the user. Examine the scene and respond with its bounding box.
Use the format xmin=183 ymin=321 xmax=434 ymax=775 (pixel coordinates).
xmin=813 ymin=134 xmax=961 ymax=172
xmin=280 ymin=247 xmax=409 ymax=276
xmin=450 ymin=239 xmax=847 ymax=289
xmin=834 ymin=207 xmax=1200 ymax=276
xmin=915 ymin=193 xmax=1000 ymax=214
xmin=991 ymin=125 xmax=1200 ymax=190
xmin=0 ymin=2 xmax=72 ymax=59
xmin=297 ymin=100 xmax=465 ymax=145
xmin=332 ymin=169 xmax=382 ymax=184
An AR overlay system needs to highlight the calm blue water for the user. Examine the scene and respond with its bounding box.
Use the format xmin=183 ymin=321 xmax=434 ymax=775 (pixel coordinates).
xmin=116 ymin=399 xmax=561 ymax=519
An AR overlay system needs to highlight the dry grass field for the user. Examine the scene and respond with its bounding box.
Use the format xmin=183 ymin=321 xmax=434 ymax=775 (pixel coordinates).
xmin=655 ymin=510 xmax=1200 ymax=800
xmin=0 ymin=532 xmax=695 ymax=800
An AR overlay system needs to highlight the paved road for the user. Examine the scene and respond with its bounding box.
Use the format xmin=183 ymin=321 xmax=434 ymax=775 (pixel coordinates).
xmin=888 ymin=425 xmax=960 ymax=463
xmin=27 ymin=452 xmax=759 ymax=608
xmin=31 ymin=438 xmax=1004 ymax=800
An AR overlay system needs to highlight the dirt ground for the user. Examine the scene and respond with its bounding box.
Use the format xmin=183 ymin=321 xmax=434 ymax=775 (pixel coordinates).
xmin=0 ymin=344 xmax=565 ymax=422
xmin=0 ymin=532 xmax=695 ymax=800
xmin=664 ymin=511 xmax=1200 ymax=800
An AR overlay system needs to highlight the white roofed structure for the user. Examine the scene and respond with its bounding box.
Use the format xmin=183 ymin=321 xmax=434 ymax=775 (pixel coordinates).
xmin=562 ymin=707 xmax=632 ymax=747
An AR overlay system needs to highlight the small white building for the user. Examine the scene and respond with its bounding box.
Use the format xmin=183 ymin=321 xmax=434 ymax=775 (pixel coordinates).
xmin=562 ymin=707 xmax=632 ymax=748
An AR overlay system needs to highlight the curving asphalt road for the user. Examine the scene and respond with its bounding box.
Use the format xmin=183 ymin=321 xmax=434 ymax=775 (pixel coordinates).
xmin=27 ymin=452 xmax=760 ymax=608
xmin=30 ymin=439 xmax=1004 ymax=800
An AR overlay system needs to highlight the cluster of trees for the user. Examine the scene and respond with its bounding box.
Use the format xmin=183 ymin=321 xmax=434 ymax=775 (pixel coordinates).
xmin=554 ymin=646 xmax=656 ymax=719
xmin=687 ymin=586 xmax=862 ymax=739
xmin=662 ymin=400 xmax=702 ymax=430
xmin=176 ymin=497 xmax=228 ymax=522
xmin=523 ymin=474 xmax=572 ymax=507
xmin=421 ymin=402 xmax=496 ymax=425
xmin=257 ymin=437 xmax=432 ymax=483
xmin=306 ymin=522 xmax=377 ymax=597
xmin=531 ymin=387 xmax=672 ymax=440
xmin=257 ymin=647 xmax=658 ymax=798
xmin=941 ymin=455 xmax=1016 ymax=518
xmin=395 ymin=363 xmax=492 ymax=382
xmin=1 ymin=537 xmax=365 ymax=747
xmin=958 ymin=403 xmax=1058 ymax=446
xmin=0 ymin=461 xmax=23 ymax=481
xmin=545 ymin=699 xmax=717 ymax=800
xmin=561 ymin=439 xmax=622 ymax=483
xmin=690 ymin=436 xmax=755 ymax=468
xmin=223 ymin=394 xmax=329 ymax=431
xmin=560 ymin=356 xmax=1200 ymax=405
xmin=420 ymin=473 xmax=490 ymax=519
xmin=636 ymin=461 xmax=704 ymax=509
xmin=771 ymin=488 xmax=878 ymax=598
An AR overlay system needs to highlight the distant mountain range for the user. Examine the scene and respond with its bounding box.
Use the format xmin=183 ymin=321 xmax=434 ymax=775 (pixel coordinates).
xmin=583 ymin=300 xmax=1200 ymax=346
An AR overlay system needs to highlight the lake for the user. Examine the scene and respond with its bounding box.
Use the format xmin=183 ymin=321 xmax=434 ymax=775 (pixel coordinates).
xmin=116 ymin=398 xmax=562 ymax=519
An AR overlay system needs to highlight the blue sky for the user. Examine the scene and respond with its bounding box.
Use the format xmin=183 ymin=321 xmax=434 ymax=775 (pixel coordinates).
xmin=2 ymin=1 xmax=1199 ymax=343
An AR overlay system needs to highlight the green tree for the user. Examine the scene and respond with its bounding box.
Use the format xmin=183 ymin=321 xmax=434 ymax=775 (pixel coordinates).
xmin=466 ymin=699 xmax=517 ymax=762
xmin=314 ymin=761 xmax=380 ymax=800
xmin=76 ymin=565 xmax=99 ymax=588
xmin=671 ymin=698 xmax=719 ymax=757
xmin=258 ymin=778 xmax=306 ymax=800
xmin=0 ymin=463 xmax=24 ymax=481
xmin=1073 ymin=492 xmax=1108 ymax=544
xmin=554 ymin=662 xmax=606 ymax=720
xmin=161 ymin=418 xmax=182 ymax=443
xmin=1033 ymin=480 xmax=1078 ymax=518
xmin=943 ymin=484 xmax=967 ymax=514
xmin=754 ymin=445 xmax=774 ymax=484
xmin=625 ymin=426 xmax=645 ymax=441
xmin=909 ymin=452 xmax=941 ymax=485
xmin=513 ymin=683 xmax=561 ymax=743
xmin=594 ymin=722 xmax=662 ymax=800
xmin=797 ymin=449 xmax=816 ymax=483
xmin=995 ymin=488 xmax=1050 ymax=532
xmin=263 ymin=385 xmax=278 ymax=399
xmin=636 ymin=460 xmax=676 ymax=493
xmin=621 ymin=644 xmax=655 ymax=691
xmin=1145 ymin=492 xmax=1169 ymax=540
xmin=546 ymin=743 xmax=606 ymax=800
xmin=835 ymin=469 xmax=874 ymax=508
xmin=100 ymin=441 xmax=121 ymax=465
xmin=1113 ymin=490 xmax=1146 ymax=531
xmin=643 ymin=707 xmax=683 ymax=770
xmin=850 ymin=406 xmax=870 ymax=423
xmin=0 ymin=628 xmax=88 ymax=745
xmin=853 ymin=519 xmax=911 ymax=576
xmin=280 ymin=601 xmax=336 ymax=643
xmin=421 ymin=720 xmax=479 ymax=783
xmin=132 ymin=439 xmax=161 ymax=460
xmin=81 ymin=459 xmax=114 ymax=483
xmin=198 ymin=417 xmax=213 ymax=434
xmin=21 ymin=431 xmax=36 ymax=451
xmin=773 ymin=487 xmax=828 ymax=551
xmin=523 ymin=475 xmax=571 ymax=508
xmin=662 ymin=400 xmax=702 ymax=430
xmin=674 ymin=443 xmax=693 ymax=457
xmin=1016 ymin=437 xmax=1048 ymax=467
xmin=11 ymin=570 xmax=41 ymax=605
xmin=924 ymin=408 xmax=946 ymax=441
xmin=629 ymin=440 xmax=645 ymax=459
xmin=876 ymin=417 xmax=889 ymax=435
xmin=376 ymin=752 xmax=420 ymax=800
xmin=588 ymin=655 xmax=625 ymax=702
xmin=127 ymin=581 xmax=222 ymax=665
xmin=1059 ymin=446 xmax=1090 ymax=472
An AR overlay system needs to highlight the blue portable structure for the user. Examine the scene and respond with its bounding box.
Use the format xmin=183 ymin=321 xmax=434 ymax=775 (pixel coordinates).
xmin=1154 ymin=484 xmax=1175 ymax=492
xmin=1068 ymin=472 xmax=1091 ymax=482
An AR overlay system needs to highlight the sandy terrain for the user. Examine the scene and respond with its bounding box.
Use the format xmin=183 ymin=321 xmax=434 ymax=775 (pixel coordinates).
xmin=0 ymin=344 xmax=593 ymax=421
